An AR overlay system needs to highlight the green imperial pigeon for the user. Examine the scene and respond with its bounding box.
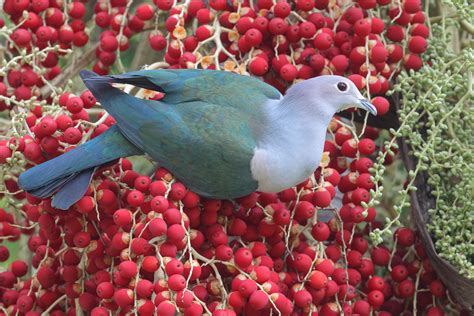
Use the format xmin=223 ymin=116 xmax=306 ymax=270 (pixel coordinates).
xmin=18 ymin=69 xmax=377 ymax=210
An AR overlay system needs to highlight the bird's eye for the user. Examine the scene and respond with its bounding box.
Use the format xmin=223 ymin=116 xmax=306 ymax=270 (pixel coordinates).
xmin=337 ymin=82 xmax=348 ymax=92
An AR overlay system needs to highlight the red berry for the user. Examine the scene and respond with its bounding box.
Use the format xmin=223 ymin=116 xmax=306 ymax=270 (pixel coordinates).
xmin=235 ymin=247 xmax=253 ymax=268
xmin=249 ymin=290 xmax=269 ymax=310
xmin=95 ymin=12 xmax=111 ymax=28
xmin=295 ymin=201 xmax=315 ymax=220
xmin=358 ymin=0 xmax=377 ymax=9
xmin=150 ymin=195 xmax=168 ymax=213
xmin=45 ymin=8 xmax=65 ymax=27
xmin=169 ymin=182 xmax=187 ymax=200
xmin=149 ymin=218 xmax=168 ymax=237
xmin=16 ymin=295 xmax=34 ymax=313
xmin=75 ymin=196 xmax=95 ymax=213
xmin=358 ymin=138 xmax=376 ymax=155
xmin=114 ymin=288 xmax=134 ymax=308
xmin=271 ymin=54 xmax=290 ymax=72
xmin=404 ymin=0 xmax=421 ymax=13
xmin=195 ymin=25 xmax=214 ymax=41
xmin=354 ymin=19 xmax=372 ymax=37
xmin=426 ymin=307 xmax=445 ymax=316
xmin=166 ymin=224 xmax=185 ymax=243
xmin=73 ymin=232 xmax=91 ymax=248
xmin=0 ymin=146 xmax=12 ymax=164
xmin=350 ymin=47 xmax=367 ymax=65
xmin=371 ymin=96 xmax=390 ymax=115
xmin=296 ymin=0 xmax=315 ymax=11
xmin=391 ymin=265 xmax=409 ymax=282
xmin=175 ymin=290 xmax=193 ymax=308
xmin=294 ymin=289 xmax=312 ymax=307
xmin=142 ymin=256 xmax=160 ymax=272
xmin=404 ymin=54 xmax=423 ymax=71
xmin=313 ymin=32 xmax=333 ymax=50
xmin=313 ymin=187 xmax=332 ymax=207
xmin=273 ymin=2 xmax=291 ymax=18
xmin=136 ymin=3 xmax=155 ymax=20
xmin=156 ymin=301 xmax=177 ymax=316
xmin=168 ymin=274 xmax=186 ymax=291
xmin=80 ymin=90 xmax=96 ymax=109
xmin=113 ymin=209 xmax=133 ymax=227
xmin=10 ymin=260 xmax=28 ymax=277
xmin=155 ymin=0 xmax=174 ymax=10
xmin=357 ymin=173 xmax=374 ymax=190
xmin=31 ymin=0 xmax=49 ymax=13
xmin=408 ymin=35 xmax=428 ymax=54
xmin=331 ymin=55 xmax=349 ymax=72
xmin=411 ymin=23 xmax=430 ymax=38
xmin=371 ymin=247 xmax=391 ymax=266
xmin=37 ymin=267 xmax=56 ymax=288
xmin=68 ymin=2 xmax=86 ymax=19
xmin=368 ymin=276 xmax=385 ymax=291
xmin=66 ymin=96 xmax=84 ymax=114
xmin=367 ymin=290 xmax=384 ymax=307
xmin=395 ymin=227 xmax=415 ymax=247
xmin=127 ymin=190 xmax=144 ymax=206
xmin=239 ymin=279 xmax=257 ymax=297
xmin=209 ymin=0 xmax=228 ymax=10
xmin=386 ymin=25 xmax=405 ymax=42
xmin=429 ymin=279 xmax=446 ymax=297
xmin=299 ymin=21 xmax=316 ymax=38
xmin=249 ymin=57 xmax=269 ymax=76
xmin=309 ymin=270 xmax=328 ymax=289
xmin=100 ymin=35 xmax=118 ymax=52
xmin=63 ymin=127 xmax=82 ymax=144
xmin=397 ymin=279 xmax=415 ymax=298
xmin=370 ymin=46 xmax=388 ymax=63
xmin=268 ymin=18 xmax=288 ymax=35
xmin=11 ymin=29 xmax=32 ymax=47
xmin=97 ymin=282 xmax=114 ymax=299
xmin=279 ymin=64 xmax=298 ymax=81
xmin=245 ymin=28 xmax=263 ymax=46
xmin=136 ymin=279 xmax=154 ymax=298
xmin=371 ymin=17 xmax=385 ymax=33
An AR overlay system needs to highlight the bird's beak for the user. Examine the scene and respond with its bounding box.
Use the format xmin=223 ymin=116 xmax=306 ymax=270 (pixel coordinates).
xmin=358 ymin=99 xmax=377 ymax=115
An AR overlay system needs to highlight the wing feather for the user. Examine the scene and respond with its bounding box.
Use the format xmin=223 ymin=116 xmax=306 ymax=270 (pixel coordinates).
xmin=139 ymin=101 xmax=258 ymax=198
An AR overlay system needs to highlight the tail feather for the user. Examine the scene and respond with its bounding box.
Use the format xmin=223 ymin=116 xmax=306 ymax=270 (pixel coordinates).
xmin=28 ymin=173 xmax=76 ymax=199
xmin=52 ymin=168 xmax=95 ymax=210
xmin=19 ymin=125 xmax=142 ymax=209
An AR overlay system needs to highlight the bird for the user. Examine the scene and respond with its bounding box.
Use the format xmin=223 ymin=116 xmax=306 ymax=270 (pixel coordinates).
xmin=18 ymin=69 xmax=377 ymax=210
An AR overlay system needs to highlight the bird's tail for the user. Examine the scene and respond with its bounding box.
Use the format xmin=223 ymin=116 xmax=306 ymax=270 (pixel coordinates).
xmin=18 ymin=125 xmax=142 ymax=210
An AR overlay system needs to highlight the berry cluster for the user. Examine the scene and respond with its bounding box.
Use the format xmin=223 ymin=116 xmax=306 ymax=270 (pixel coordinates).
xmin=1 ymin=0 xmax=90 ymax=112
xmin=0 ymin=106 xmax=467 ymax=314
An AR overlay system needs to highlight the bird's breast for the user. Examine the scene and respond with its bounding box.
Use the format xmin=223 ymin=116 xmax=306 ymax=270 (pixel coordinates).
xmin=250 ymin=145 xmax=322 ymax=193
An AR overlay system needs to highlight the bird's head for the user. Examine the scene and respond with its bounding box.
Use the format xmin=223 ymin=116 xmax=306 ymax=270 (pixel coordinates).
xmin=323 ymin=75 xmax=377 ymax=115
xmin=283 ymin=75 xmax=378 ymax=117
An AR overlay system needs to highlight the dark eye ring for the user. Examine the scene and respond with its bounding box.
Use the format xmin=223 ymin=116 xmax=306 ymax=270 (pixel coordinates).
xmin=337 ymin=82 xmax=348 ymax=92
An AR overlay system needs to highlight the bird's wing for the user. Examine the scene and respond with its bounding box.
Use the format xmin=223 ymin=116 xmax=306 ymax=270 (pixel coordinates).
xmin=81 ymin=70 xmax=260 ymax=198
xmin=102 ymin=69 xmax=282 ymax=112
xmin=138 ymin=101 xmax=259 ymax=198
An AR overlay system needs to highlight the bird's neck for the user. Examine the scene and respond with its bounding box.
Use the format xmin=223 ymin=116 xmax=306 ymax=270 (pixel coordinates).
xmin=256 ymin=96 xmax=335 ymax=151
